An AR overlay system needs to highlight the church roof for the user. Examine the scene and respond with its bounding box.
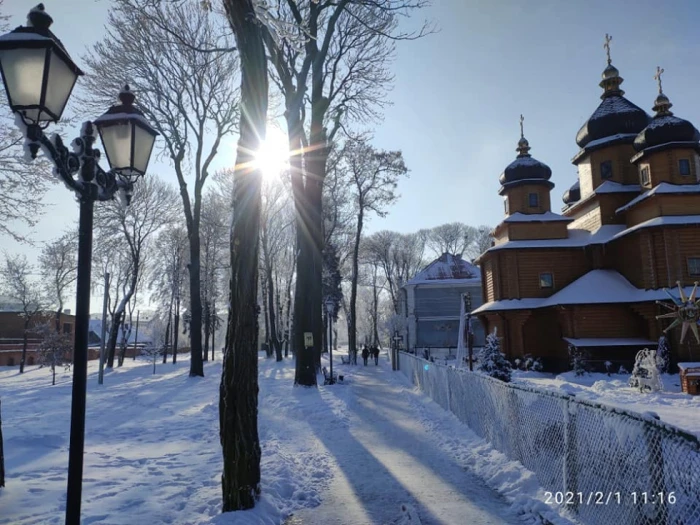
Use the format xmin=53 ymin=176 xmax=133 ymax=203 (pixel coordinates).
xmin=576 ymin=96 xmax=650 ymax=149
xmin=405 ymin=253 xmax=480 ymax=285
xmin=616 ymin=182 xmax=700 ymax=213
xmin=503 ymin=211 xmax=572 ymax=223
xmin=562 ymin=180 xmax=580 ymax=205
xmin=472 ymin=269 xmax=700 ymax=314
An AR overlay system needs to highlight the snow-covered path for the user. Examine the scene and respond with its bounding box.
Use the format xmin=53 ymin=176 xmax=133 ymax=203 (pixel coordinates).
xmin=289 ymin=357 xmax=518 ymax=525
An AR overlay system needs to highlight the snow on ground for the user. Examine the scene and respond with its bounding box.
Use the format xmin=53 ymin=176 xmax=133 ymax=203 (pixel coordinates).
xmin=512 ymin=369 xmax=700 ymax=438
xmin=1 ymin=351 xmax=571 ymax=525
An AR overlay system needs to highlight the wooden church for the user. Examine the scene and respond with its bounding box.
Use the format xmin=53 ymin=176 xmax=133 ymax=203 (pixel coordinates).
xmin=473 ymin=36 xmax=700 ymax=372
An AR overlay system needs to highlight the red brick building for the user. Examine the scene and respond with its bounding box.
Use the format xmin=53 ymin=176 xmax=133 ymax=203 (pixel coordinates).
xmin=0 ymin=310 xmax=76 ymax=366
xmin=474 ymin=51 xmax=700 ymax=372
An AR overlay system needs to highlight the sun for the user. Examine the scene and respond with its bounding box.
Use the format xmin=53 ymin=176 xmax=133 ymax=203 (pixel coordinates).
xmin=254 ymin=126 xmax=290 ymax=179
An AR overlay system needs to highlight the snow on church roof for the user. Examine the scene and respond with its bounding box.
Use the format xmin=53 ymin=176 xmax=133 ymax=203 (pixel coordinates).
xmin=472 ymin=269 xmax=700 ymax=314
xmin=503 ymin=211 xmax=572 ymax=223
xmin=405 ymin=253 xmax=480 ymax=285
xmin=616 ymin=183 xmax=700 ymax=213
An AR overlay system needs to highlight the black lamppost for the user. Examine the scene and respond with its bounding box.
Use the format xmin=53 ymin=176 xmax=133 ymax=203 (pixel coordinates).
xmin=464 ymin=292 xmax=474 ymax=371
xmin=0 ymin=6 xmax=158 ymax=525
xmin=325 ymin=298 xmax=335 ymax=384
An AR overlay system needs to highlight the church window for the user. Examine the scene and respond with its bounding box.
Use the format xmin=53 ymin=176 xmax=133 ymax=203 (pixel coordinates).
xmin=539 ymin=272 xmax=553 ymax=289
xmin=528 ymin=193 xmax=539 ymax=207
xmin=640 ymin=165 xmax=650 ymax=186
xmin=679 ymin=159 xmax=691 ymax=176
xmin=600 ymin=160 xmax=613 ymax=179
xmin=688 ymin=257 xmax=700 ymax=276
xmin=504 ymin=198 xmax=509 ymax=214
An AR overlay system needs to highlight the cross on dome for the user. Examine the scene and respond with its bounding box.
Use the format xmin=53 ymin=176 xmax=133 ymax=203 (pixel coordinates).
xmin=603 ymin=33 xmax=612 ymax=65
xmin=519 ymin=114 xmax=524 ymax=139
xmin=654 ymin=66 xmax=665 ymax=94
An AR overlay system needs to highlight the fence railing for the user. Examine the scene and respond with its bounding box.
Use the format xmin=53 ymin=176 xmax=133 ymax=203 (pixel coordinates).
xmin=398 ymin=352 xmax=700 ymax=525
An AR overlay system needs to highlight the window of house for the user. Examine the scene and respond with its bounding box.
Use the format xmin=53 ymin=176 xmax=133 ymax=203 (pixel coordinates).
xmin=600 ymin=160 xmax=613 ymax=179
xmin=539 ymin=272 xmax=554 ymax=289
xmin=679 ymin=159 xmax=691 ymax=176
xmin=528 ymin=192 xmax=539 ymax=207
xmin=688 ymin=257 xmax=700 ymax=276
xmin=640 ymin=165 xmax=650 ymax=186
xmin=63 ymin=323 xmax=72 ymax=334
xmin=504 ymin=198 xmax=509 ymax=215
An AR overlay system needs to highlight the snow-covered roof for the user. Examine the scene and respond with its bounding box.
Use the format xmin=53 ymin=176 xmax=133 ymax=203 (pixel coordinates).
xmin=562 ymin=181 xmax=641 ymax=214
xmin=563 ymin=337 xmax=657 ymax=347
xmin=583 ymin=133 xmax=638 ymax=150
xmin=503 ymin=211 xmax=572 ymax=223
xmin=405 ymin=253 xmax=480 ymax=286
xmin=612 ymin=215 xmax=700 ymax=241
xmin=482 ymin=225 xmax=624 ymax=256
xmin=472 ymin=269 xmax=700 ymax=314
xmin=678 ymin=362 xmax=700 ymax=370
xmin=616 ymin=183 xmax=700 ymax=213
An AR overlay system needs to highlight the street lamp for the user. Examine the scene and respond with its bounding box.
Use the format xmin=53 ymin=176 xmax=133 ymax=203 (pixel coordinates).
xmin=0 ymin=5 xmax=158 ymax=525
xmin=325 ymin=298 xmax=335 ymax=384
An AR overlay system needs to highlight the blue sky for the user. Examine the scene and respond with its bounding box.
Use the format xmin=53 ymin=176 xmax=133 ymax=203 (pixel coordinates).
xmin=2 ymin=0 xmax=700 ymax=276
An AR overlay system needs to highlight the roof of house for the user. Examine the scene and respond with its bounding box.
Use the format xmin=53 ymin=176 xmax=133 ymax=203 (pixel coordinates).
xmin=563 ymin=337 xmax=657 ymax=347
xmin=616 ymin=182 xmax=700 ymax=213
xmin=472 ymin=269 xmax=699 ymax=314
xmin=405 ymin=253 xmax=480 ymax=286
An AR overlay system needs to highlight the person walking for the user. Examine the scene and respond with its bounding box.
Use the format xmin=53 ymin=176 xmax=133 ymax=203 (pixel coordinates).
xmin=372 ymin=345 xmax=379 ymax=365
xmin=361 ymin=345 xmax=369 ymax=366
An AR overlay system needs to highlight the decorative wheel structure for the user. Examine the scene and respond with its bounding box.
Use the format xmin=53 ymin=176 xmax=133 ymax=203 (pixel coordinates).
xmin=656 ymin=281 xmax=700 ymax=344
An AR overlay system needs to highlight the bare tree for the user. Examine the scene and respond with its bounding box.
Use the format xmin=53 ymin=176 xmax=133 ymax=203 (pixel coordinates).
xmin=468 ymin=225 xmax=494 ymax=261
xmin=0 ymin=0 xmax=56 ymax=243
xmin=342 ymin=139 xmax=407 ymax=358
xmin=38 ymin=233 xmax=78 ymax=333
xmin=220 ymin=0 xmax=267 ymax=511
xmin=363 ymin=230 xmax=426 ymax=312
xmin=93 ymin=175 xmax=179 ymax=368
xmin=82 ymin=0 xmax=239 ymax=377
xmin=424 ymin=222 xmax=477 ymax=258
xmin=261 ymin=0 xmax=428 ymax=386
xmin=33 ymin=322 xmax=72 ymax=386
xmin=0 ymin=254 xmax=44 ymax=373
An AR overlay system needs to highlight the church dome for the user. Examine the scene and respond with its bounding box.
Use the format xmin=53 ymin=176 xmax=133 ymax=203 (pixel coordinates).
xmin=562 ymin=180 xmax=581 ymax=205
xmin=634 ymin=88 xmax=700 ymax=152
xmin=499 ymin=129 xmax=552 ymax=186
xmin=575 ymin=40 xmax=650 ymax=148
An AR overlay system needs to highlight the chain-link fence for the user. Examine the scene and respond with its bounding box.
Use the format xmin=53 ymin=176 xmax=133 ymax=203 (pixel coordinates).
xmin=398 ymin=352 xmax=700 ymax=525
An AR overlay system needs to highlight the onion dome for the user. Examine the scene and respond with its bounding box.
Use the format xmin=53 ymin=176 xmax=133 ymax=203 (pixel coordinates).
xmin=499 ymin=115 xmax=553 ymax=194
xmin=562 ymin=180 xmax=581 ymax=205
xmin=633 ymin=68 xmax=700 ymax=152
xmin=575 ymin=35 xmax=649 ymax=149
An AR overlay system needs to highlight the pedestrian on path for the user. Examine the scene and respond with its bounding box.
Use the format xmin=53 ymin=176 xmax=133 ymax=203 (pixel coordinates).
xmin=362 ymin=345 xmax=369 ymax=366
xmin=372 ymin=345 xmax=379 ymax=365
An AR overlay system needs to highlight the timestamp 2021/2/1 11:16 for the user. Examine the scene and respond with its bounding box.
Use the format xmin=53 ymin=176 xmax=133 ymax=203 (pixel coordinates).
xmin=544 ymin=491 xmax=677 ymax=506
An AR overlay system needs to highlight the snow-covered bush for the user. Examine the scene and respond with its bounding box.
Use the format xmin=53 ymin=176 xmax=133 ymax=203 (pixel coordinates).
xmin=522 ymin=353 xmax=544 ymax=372
xmin=33 ymin=323 xmax=72 ymax=385
xmin=514 ymin=358 xmax=521 ymax=370
xmin=604 ymin=360 xmax=613 ymax=377
xmin=568 ymin=344 xmax=588 ymax=376
xmin=656 ymin=335 xmax=670 ymax=374
xmin=477 ymin=329 xmax=511 ymax=382
xmin=629 ymin=348 xmax=662 ymax=393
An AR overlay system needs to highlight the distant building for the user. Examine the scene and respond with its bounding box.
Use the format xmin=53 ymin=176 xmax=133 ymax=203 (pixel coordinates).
xmin=0 ymin=303 xmax=76 ymax=366
xmin=400 ymin=253 xmax=485 ymax=356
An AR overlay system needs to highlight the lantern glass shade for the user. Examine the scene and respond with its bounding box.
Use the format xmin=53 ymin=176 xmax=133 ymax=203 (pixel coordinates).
xmin=95 ymin=118 xmax=157 ymax=177
xmin=0 ymin=47 xmax=79 ymax=123
xmin=325 ymin=300 xmax=334 ymax=315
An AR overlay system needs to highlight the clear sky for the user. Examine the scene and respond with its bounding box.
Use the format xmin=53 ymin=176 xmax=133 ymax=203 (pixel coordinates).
xmin=2 ymin=0 xmax=700 ymax=306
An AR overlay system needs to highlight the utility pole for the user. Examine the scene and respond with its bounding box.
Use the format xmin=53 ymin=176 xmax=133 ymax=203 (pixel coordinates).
xmin=464 ymin=292 xmax=474 ymax=371
xmin=98 ymin=272 xmax=109 ymax=385
xmin=132 ymin=310 xmax=140 ymax=360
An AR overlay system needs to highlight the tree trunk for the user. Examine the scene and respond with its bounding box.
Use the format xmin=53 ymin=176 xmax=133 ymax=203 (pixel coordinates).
xmin=204 ymin=301 xmax=210 ymax=362
xmin=349 ymin=208 xmax=364 ymax=362
xmin=20 ymin=318 xmax=28 ymax=374
xmin=372 ymin=266 xmax=380 ymax=347
xmin=261 ymin=275 xmax=271 ymax=357
xmin=266 ymin=258 xmax=282 ymax=362
xmin=173 ymin=302 xmax=180 ymax=363
xmin=220 ymin=0 xmax=266 ymax=512
xmin=188 ymin=238 xmax=205 ymax=377
xmin=163 ymin=298 xmax=173 ymax=364
xmin=0 ymin=398 xmax=4 ymax=487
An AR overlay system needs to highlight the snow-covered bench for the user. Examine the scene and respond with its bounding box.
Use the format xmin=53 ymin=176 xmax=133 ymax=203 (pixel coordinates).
xmin=340 ymin=355 xmax=350 ymax=365
xmin=322 ymin=366 xmax=342 ymax=385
